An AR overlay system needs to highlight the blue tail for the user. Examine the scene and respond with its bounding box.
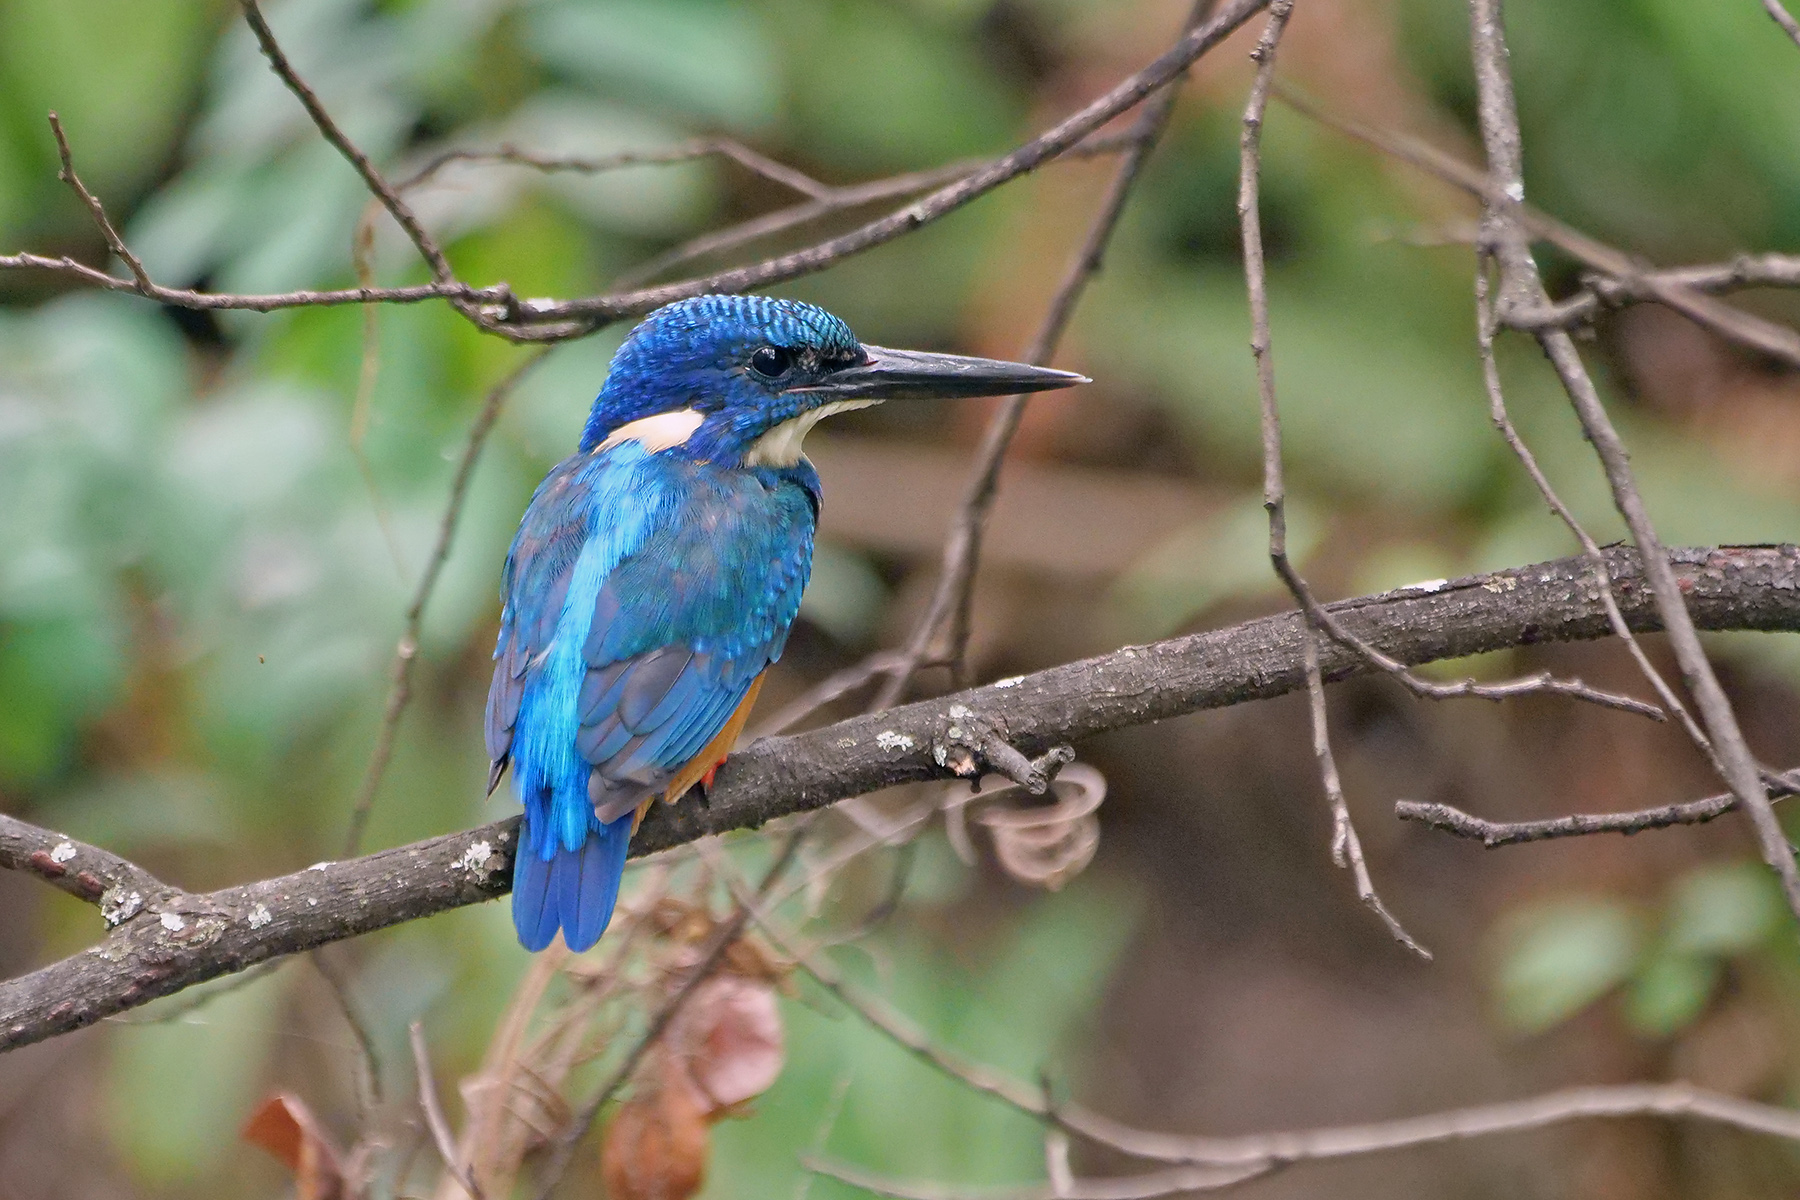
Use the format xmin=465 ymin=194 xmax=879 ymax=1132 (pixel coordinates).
xmin=512 ymin=814 xmax=632 ymax=952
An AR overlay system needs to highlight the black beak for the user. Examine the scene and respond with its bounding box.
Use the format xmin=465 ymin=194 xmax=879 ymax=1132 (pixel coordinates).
xmin=792 ymin=345 xmax=1089 ymax=402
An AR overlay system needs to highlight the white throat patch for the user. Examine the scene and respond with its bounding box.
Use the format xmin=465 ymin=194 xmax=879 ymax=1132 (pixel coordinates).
xmin=599 ymin=407 xmax=705 ymax=452
xmin=744 ymin=399 xmax=882 ymax=467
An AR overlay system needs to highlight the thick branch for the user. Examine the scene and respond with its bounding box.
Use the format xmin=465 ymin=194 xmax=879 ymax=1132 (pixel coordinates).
xmin=5 ymin=544 xmax=1800 ymax=1051
xmin=0 ymin=818 xmax=170 ymax=915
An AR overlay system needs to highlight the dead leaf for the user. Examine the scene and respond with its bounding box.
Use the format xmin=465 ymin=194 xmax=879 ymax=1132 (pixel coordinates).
xmin=242 ymin=1093 xmax=346 ymax=1200
xmin=668 ymin=975 xmax=785 ymax=1115
xmin=601 ymin=1055 xmax=710 ymax=1200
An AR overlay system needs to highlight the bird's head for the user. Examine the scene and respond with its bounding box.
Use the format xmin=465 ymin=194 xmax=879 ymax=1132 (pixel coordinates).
xmin=580 ymin=295 xmax=1086 ymax=467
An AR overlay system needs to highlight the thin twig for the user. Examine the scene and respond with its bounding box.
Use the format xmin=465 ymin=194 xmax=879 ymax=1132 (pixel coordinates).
xmin=7 ymin=2 xmax=1272 ymax=343
xmin=47 ymin=113 xmax=153 ymax=291
xmin=1301 ymin=627 xmax=1430 ymax=957
xmin=1764 ymin=0 xmax=1800 ymax=47
xmin=0 ymin=255 xmax=512 ymax=310
xmin=350 ymin=202 xmax=409 ymax=582
xmin=1473 ymin=257 xmax=1713 ymax=758
xmin=1526 ymin=253 xmax=1800 ymax=331
xmin=491 ymin=0 xmax=1275 ymax=332
xmin=398 ymin=138 xmax=830 ymax=200
xmin=1239 ymin=0 xmax=1425 ymax=958
xmin=871 ymin=0 xmax=1212 ymax=710
xmin=343 ymin=348 xmax=552 ymax=856
xmin=1059 ymin=1081 xmax=1800 ymax=1166
xmin=812 ymin=1083 xmax=1800 ymax=1198
xmin=804 ymin=1156 xmax=1267 ymax=1200
xmin=611 ymin=145 xmax=1123 ymax=291
xmin=752 ymin=652 xmax=919 ymax=738
xmin=314 ymin=946 xmax=383 ymax=1118
xmin=1396 ymin=768 xmax=1800 ymax=847
xmin=240 ymin=0 xmax=455 ymax=289
xmin=1467 ymin=0 xmax=1800 ymax=926
xmin=528 ymin=822 xmax=810 ymax=1200
xmin=1274 ymin=84 xmax=1800 ymax=371
xmin=410 ymin=1021 xmax=486 ymax=1200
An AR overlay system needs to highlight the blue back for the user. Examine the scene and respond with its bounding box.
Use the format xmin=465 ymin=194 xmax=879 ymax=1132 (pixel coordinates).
xmin=488 ymin=296 xmax=850 ymax=951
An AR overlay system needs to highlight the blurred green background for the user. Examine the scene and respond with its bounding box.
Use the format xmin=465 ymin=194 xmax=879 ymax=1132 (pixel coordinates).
xmin=6 ymin=0 xmax=1800 ymax=1196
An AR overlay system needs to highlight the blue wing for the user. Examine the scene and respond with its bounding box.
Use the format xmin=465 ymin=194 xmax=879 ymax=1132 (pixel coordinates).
xmin=487 ymin=444 xmax=816 ymax=951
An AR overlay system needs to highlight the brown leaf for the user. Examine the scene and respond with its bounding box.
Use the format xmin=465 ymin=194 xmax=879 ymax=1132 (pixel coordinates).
xmin=668 ymin=975 xmax=785 ymax=1115
xmin=600 ymin=1057 xmax=710 ymax=1200
xmin=242 ymin=1093 xmax=346 ymax=1200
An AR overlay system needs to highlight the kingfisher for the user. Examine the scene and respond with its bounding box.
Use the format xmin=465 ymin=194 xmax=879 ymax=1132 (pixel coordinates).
xmin=485 ymin=294 xmax=1085 ymax=951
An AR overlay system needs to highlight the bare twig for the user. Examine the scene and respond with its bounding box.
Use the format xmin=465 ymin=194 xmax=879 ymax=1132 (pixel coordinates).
xmin=239 ymin=0 xmax=455 ymax=289
xmin=0 ymin=255 xmax=512 ymax=310
xmin=0 ymin=815 xmax=169 ymax=912
xmin=1473 ymin=258 xmax=1713 ymax=758
xmin=1468 ymin=0 xmax=1800 ymax=926
xmin=7 ymin=2 xmax=1271 ymax=344
xmin=1396 ymin=769 xmax=1800 ymax=847
xmin=410 ymin=1021 xmax=486 ymax=1200
xmin=1764 ymin=0 xmax=1800 ymax=47
xmin=47 ymin=113 xmax=153 ymax=292
xmin=1527 ymin=253 xmax=1800 ymax=331
xmin=1274 ymin=85 xmax=1800 ymax=370
xmin=313 ymin=946 xmax=383 ymax=1118
xmin=610 ymin=139 xmax=1141 ymax=290
xmin=1239 ymin=0 xmax=1426 ymax=957
xmin=509 ymin=0 xmax=1273 ymax=333
xmin=805 ymin=1156 xmax=1267 ymax=1200
xmin=342 ymin=348 xmax=552 ymax=856
xmin=6 ymin=543 xmax=1800 ymax=1052
xmin=751 ymin=652 xmax=919 ymax=738
xmin=398 ymin=138 xmax=830 ymax=200
xmin=1301 ymin=630 xmax=1430 ymax=957
xmin=528 ymin=823 xmax=810 ymax=1200
xmin=812 ymin=1083 xmax=1800 ymax=1199
xmin=871 ymin=0 xmax=1212 ymax=710
xmin=1061 ymin=1081 xmax=1800 ymax=1166
xmin=350 ymin=204 xmax=409 ymax=582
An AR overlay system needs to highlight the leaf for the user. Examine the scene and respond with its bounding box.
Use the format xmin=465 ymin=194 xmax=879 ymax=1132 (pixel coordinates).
xmin=241 ymin=1093 xmax=346 ymax=1200
xmin=1495 ymin=898 xmax=1644 ymax=1034
xmin=1623 ymin=951 xmax=1719 ymax=1038
xmin=669 ymin=975 xmax=786 ymax=1115
xmin=1666 ymin=863 xmax=1783 ymax=955
xmin=601 ymin=1055 xmax=711 ymax=1200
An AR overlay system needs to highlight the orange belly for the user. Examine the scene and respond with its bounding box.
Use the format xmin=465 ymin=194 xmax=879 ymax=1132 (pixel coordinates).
xmin=633 ymin=671 xmax=766 ymax=831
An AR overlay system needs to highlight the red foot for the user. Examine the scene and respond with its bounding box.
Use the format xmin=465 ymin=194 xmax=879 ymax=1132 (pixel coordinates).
xmin=702 ymin=761 xmax=721 ymax=790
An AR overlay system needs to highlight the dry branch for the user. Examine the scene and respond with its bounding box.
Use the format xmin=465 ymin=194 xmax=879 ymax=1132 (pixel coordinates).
xmin=5 ymin=544 xmax=1800 ymax=1053
xmin=1 ymin=0 xmax=1273 ymax=344
xmin=1468 ymin=0 xmax=1800 ymax=924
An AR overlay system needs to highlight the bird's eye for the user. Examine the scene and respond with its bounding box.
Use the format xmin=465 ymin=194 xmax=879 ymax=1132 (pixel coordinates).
xmin=750 ymin=346 xmax=794 ymax=379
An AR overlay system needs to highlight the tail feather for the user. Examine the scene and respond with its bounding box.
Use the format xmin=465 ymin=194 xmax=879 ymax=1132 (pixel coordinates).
xmin=512 ymin=815 xmax=632 ymax=952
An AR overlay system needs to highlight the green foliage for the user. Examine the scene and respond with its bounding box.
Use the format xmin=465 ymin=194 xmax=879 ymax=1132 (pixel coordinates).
xmin=1494 ymin=865 xmax=1787 ymax=1039
xmin=712 ymin=866 xmax=1142 ymax=1196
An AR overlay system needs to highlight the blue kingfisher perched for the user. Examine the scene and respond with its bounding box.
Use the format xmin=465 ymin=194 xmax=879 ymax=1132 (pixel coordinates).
xmin=485 ymin=294 xmax=1086 ymax=951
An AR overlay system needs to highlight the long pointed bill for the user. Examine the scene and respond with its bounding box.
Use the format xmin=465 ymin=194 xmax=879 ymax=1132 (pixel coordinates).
xmin=792 ymin=345 xmax=1088 ymax=402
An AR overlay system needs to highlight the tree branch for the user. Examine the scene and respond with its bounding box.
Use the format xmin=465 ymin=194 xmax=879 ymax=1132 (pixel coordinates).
xmin=1395 ymin=770 xmax=1800 ymax=847
xmin=5 ymin=1 xmax=1269 ymax=345
xmin=4 ymin=543 xmax=1800 ymax=1052
xmin=872 ymin=0 xmax=1208 ymax=709
xmin=809 ymin=1082 xmax=1800 ymax=1199
xmin=1468 ymin=0 xmax=1800 ymax=926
